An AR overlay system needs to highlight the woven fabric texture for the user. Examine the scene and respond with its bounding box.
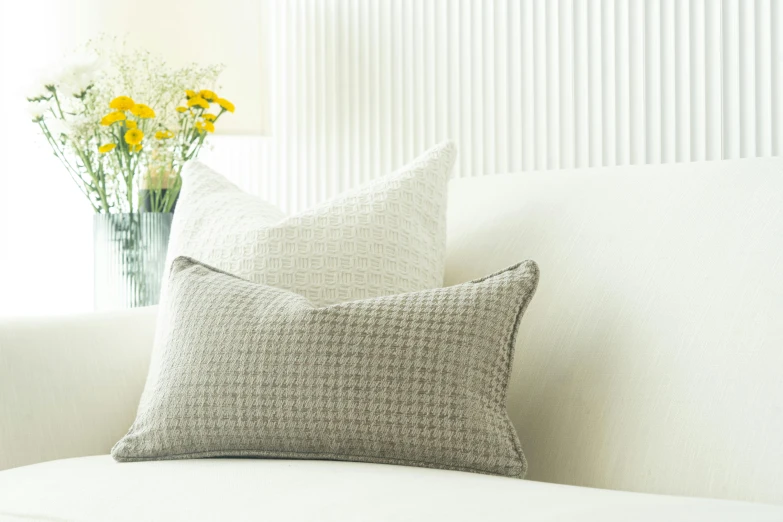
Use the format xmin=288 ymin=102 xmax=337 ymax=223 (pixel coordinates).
xmin=112 ymin=257 xmax=540 ymax=478
xmin=163 ymin=141 xmax=456 ymax=307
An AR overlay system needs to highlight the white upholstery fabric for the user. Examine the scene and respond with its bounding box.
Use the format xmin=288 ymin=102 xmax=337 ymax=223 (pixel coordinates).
xmin=0 ymin=158 xmax=781 ymax=510
xmin=1 ymin=456 xmax=780 ymax=522
xmin=446 ymin=157 xmax=783 ymax=505
xmin=0 ymin=307 xmax=157 ymax=471
xmin=165 ymin=141 xmax=456 ymax=307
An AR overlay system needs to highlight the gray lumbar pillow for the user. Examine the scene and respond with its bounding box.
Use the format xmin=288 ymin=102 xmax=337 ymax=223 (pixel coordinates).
xmin=112 ymin=256 xmax=539 ymax=478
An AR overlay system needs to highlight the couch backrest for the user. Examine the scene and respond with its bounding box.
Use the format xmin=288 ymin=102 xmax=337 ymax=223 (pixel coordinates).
xmin=445 ymin=158 xmax=783 ymax=505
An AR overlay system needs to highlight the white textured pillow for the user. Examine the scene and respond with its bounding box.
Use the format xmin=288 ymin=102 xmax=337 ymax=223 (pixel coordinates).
xmin=164 ymin=141 xmax=456 ymax=306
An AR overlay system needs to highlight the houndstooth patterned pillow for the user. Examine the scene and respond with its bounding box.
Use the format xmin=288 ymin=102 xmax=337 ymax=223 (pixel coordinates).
xmin=112 ymin=256 xmax=540 ymax=478
xmin=164 ymin=141 xmax=456 ymax=306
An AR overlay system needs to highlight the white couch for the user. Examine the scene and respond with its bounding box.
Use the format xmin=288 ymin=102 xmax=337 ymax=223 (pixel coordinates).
xmin=1 ymin=158 xmax=782 ymax=521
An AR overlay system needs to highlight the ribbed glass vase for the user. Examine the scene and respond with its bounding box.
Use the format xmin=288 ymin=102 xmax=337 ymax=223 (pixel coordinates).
xmin=93 ymin=213 xmax=173 ymax=310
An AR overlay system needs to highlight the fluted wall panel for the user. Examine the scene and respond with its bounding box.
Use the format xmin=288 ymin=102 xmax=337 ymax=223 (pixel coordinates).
xmin=214 ymin=1 xmax=783 ymax=213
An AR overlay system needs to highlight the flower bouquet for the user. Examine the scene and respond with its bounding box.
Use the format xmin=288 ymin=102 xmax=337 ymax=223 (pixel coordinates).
xmin=27 ymin=39 xmax=235 ymax=309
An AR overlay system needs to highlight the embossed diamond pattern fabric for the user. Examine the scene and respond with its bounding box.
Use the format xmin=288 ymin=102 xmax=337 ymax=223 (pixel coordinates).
xmin=112 ymin=257 xmax=539 ymax=478
xmin=164 ymin=141 xmax=456 ymax=306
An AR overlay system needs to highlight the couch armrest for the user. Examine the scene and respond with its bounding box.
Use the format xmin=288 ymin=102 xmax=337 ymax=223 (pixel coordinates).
xmin=0 ymin=306 xmax=157 ymax=470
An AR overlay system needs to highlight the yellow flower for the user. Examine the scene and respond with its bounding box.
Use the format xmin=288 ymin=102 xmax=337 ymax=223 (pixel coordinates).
xmin=185 ymin=89 xmax=197 ymax=99
xmin=199 ymin=89 xmax=217 ymax=101
xmin=195 ymin=121 xmax=215 ymax=133
xmin=203 ymin=113 xmax=217 ymax=122
xmin=100 ymin=111 xmax=126 ymax=126
xmin=216 ymin=98 xmax=235 ymax=113
xmin=126 ymin=120 xmax=137 ymax=129
xmin=98 ymin=143 xmax=116 ymax=153
xmin=155 ymin=130 xmax=174 ymax=140
xmin=176 ymin=106 xmax=188 ymax=113
xmin=187 ymin=96 xmax=210 ymax=109
xmin=124 ymin=128 xmax=144 ymax=146
xmin=130 ymin=144 xmax=143 ymax=153
xmin=109 ymin=96 xmax=135 ymax=111
xmin=130 ymin=103 xmax=155 ymax=119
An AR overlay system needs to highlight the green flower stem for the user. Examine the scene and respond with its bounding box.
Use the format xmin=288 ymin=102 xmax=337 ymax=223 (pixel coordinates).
xmin=72 ymin=145 xmax=110 ymax=212
xmin=110 ymin=124 xmax=137 ymax=214
xmin=125 ymin=141 xmax=136 ymax=213
xmin=38 ymin=122 xmax=100 ymax=212
xmin=94 ymin=131 xmax=111 ymax=212
xmin=51 ymin=91 xmax=65 ymax=119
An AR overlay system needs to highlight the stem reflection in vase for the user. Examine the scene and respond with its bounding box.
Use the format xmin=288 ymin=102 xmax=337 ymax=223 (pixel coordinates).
xmin=94 ymin=213 xmax=173 ymax=310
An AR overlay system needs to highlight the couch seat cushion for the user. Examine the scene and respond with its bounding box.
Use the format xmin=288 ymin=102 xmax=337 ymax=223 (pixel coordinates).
xmin=0 ymin=456 xmax=780 ymax=522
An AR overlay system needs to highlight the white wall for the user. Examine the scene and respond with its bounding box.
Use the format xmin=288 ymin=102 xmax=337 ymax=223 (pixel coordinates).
xmin=1 ymin=1 xmax=94 ymax=317
xmin=252 ymin=0 xmax=783 ymax=214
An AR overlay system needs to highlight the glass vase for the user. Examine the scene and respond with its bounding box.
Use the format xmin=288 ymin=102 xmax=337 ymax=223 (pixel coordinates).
xmin=93 ymin=213 xmax=173 ymax=310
